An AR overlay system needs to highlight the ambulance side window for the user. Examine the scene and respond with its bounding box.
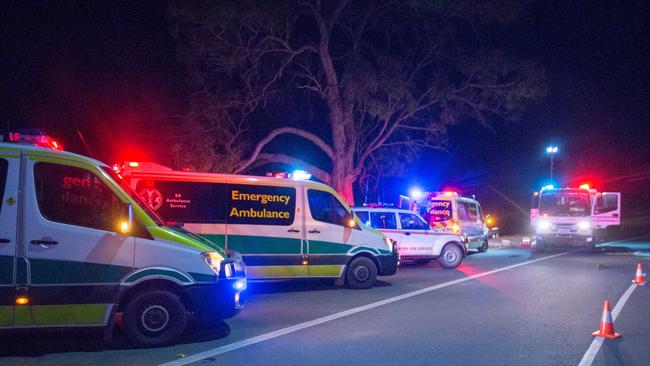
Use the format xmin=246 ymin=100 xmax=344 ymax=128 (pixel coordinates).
xmin=458 ymin=202 xmax=469 ymax=221
xmin=0 ymin=159 xmax=7 ymax=215
xmin=34 ymin=163 xmax=125 ymax=232
xmin=308 ymin=190 xmax=348 ymax=226
xmin=370 ymin=212 xmax=397 ymax=229
xmin=135 ymin=180 xmax=228 ymax=224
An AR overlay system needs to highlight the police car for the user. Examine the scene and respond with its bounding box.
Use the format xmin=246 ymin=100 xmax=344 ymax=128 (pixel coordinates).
xmin=0 ymin=130 xmax=246 ymax=346
xmin=353 ymin=206 xmax=467 ymax=268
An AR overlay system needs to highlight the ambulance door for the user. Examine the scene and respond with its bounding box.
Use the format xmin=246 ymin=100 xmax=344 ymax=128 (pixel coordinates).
xmin=0 ymin=154 xmax=19 ymax=327
xmin=226 ymin=183 xmax=304 ymax=278
xmin=305 ymin=188 xmax=355 ymax=277
xmin=592 ymin=192 xmax=621 ymax=229
xmin=397 ymin=212 xmax=432 ymax=256
xmin=24 ymin=158 xmax=135 ymax=327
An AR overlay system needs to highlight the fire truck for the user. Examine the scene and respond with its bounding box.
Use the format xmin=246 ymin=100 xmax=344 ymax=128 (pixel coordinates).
xmin=530 ymin=185 xmax=621 ymax=252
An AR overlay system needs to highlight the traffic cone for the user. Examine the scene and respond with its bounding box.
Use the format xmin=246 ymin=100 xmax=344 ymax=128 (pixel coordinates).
xmin=632 ymin=263 xmax=646 ymax=285
xmin=592 ymin=300 xmax=621 ymax=339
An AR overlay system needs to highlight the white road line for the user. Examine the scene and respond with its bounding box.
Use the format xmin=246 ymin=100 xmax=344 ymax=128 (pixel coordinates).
xmin=160 ymin=251 xmax=570 ymax=366
xmin=577 ymin=284 xmax=638 ymax=366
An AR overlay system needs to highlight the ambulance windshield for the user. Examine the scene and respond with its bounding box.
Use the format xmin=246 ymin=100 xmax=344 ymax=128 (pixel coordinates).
xmin=539 ymin=191 xmax=590 ymax=217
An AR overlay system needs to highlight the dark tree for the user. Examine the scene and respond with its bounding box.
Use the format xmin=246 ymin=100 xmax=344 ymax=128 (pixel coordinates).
xmin=168 ymin=0 xmax=545 ymax=203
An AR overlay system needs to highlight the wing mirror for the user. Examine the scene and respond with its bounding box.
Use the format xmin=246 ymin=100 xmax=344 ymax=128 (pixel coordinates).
xmin=118 ymin=203 xmax=133 ymax=234
xmin=345 ymin=213 xmax=359 ymax=229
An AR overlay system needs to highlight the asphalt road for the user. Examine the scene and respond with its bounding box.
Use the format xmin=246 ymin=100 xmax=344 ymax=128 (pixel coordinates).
xmin=2 ymin=238 xmax=649 ymax=366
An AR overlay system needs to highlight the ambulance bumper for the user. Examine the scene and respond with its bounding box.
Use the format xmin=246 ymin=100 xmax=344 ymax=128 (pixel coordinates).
xmin=377 ymin=251 xmax=399 ymax=276
xmin=186 ymin=257 xmax=247 ymax=321
xmin=186 ymin=278 xmax=246 ymax=321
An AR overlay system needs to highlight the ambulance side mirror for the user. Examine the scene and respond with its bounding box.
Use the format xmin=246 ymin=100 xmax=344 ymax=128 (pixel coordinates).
xmin=118 ymin=204 xmax=133 ymax=235
xmin=345 ymin=213 xmax=359 ymax=230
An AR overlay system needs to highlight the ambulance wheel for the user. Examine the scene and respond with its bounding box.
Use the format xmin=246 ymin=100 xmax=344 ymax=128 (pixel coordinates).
xmin=346 ymin=257 xmax=377 ymax=289
xmin=414 ymin=259 xmax=432 ymax=265
xmin=437 ymin=244 xmax=463 ymax=269
xmin=478 ymin=240 xmax=489 ymax=253
xmin=124 ymin=290 xmax=188 ymax=346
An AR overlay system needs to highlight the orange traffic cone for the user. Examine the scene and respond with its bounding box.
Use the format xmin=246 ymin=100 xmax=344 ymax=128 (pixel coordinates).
xmin=632 ymin=263 xmax=646 ymax=285
xmin=592 ymin=300 xmax=621 ymax=339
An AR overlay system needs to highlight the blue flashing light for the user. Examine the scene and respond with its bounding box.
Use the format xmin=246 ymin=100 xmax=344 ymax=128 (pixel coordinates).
xmin=290 ymin=170 xmax=312 ymax=180
xmin=409 ymin=188 xmax=423 ymax=200
xmin=543 ymin=184 xmax=555 ymax=190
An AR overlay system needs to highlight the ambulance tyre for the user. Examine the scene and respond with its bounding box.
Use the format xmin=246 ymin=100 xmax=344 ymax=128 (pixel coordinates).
xmin=478 ymin=240 xmax=489 ymax=253
xmin=437 ymin=243 xmax=463 ymax=269
xmin=124 ymin=290 xmax=188 ymax=346
xmin=346 ymin=257 xmax=378 ymax=289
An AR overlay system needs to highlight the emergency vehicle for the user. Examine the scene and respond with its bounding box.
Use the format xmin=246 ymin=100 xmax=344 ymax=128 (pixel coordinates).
xmin=353 ymin=206 xmax=467 ymax=268
xmin=401 ymin=191 xmax=489 ymax=252
xmin=117 ymin=162 xmax=399 ymax=289
xmin=0 ymin=131 xmax=246 ymax=346
xmin=530 ymin=185 xmax=621 ymax=252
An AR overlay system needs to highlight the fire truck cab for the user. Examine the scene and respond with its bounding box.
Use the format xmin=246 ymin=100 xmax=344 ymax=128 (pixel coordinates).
xmin=530 ymin=185 xmax=621 ymax=252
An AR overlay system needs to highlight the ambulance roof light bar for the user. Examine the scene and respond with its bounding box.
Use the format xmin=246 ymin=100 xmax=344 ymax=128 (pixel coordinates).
xmin=7 ymin=129 xmax=63 ymax=150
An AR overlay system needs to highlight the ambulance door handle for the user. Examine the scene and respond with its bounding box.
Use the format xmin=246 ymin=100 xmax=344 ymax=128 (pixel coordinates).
xmin=403 ymin=232 xmax=412 ymax=236
xmin=308 ymin=229 xmax=320 ymax=234
xmin=0 ymin=238 xmax=10 ymax=244
xmin=287 ymin=229 xmax=300 ymax=233
xmin=31 ymin=239 xmax=59 ymax=246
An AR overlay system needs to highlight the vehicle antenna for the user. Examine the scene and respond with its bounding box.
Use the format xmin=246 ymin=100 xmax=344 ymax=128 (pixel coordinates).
xmin=77 ymin=129 xmax=95 ymax=158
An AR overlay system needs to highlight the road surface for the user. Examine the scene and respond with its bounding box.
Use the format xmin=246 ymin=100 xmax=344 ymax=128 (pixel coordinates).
xmin=2 ymin=237 xmax=649 ymax=366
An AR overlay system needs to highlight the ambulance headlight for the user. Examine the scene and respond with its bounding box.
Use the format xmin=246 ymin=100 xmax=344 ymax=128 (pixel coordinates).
xmin=577 ymin=221 xmax=591 ymax=231
xmin=200 ymin=251 xmax=223 ymax=275
xmin=536 ymin=220 xmax=552 ymax=233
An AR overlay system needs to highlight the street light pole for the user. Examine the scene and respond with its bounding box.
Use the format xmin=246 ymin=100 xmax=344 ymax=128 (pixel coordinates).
xmin=546 ymin=145 xmax=558 ymax=182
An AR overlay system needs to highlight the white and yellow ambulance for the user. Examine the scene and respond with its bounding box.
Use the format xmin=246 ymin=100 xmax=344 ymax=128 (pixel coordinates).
xmin=118 ymin=162 xmax=399 ymax=289
xmin=0 ymin=131 xmax=246 ymax=346
xmin=405 ymin=191 xmax=489 ymax=252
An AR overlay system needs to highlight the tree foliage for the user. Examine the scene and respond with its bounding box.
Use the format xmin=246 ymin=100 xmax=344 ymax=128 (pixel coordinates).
xmin=168 ymin=0 xmax=546 ymax=203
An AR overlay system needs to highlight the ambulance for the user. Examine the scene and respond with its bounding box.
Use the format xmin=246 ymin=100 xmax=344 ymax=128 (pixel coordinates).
xmin=0 ymin=131 xmax=246 ymax=346
xmin=402 ymin=191 xmax=489 ymax=252
xmin=117 ymin=163 xmax=399 ymax=289
xmin=530 ymin=185 xmax=621 ymax=252
xmin=352 ymin=206 xmax=467 ymax=268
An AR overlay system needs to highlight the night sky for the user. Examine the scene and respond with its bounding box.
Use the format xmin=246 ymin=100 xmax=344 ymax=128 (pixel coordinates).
xmin=2 ymin=1 xmax=649 ymax=233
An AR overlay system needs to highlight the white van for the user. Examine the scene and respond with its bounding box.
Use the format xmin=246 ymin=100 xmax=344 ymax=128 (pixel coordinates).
xmin=353 ymin=207 xmax=467 ymax=268
xmin=0 ymin=133 xmax=246 ymax=346
xmin=118 ymin=162 xmax=399 ymax=289
xmin=405 ymin=191 xmax=489 ymax=252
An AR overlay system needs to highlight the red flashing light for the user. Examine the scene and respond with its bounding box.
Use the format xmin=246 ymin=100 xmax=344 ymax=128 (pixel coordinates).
xmin=579 ymin=183 xmax=590 ymax=190
xmin=128 ymin=161 xmax=140 ymax=168
xmin=8 ymin=130 xmax=63 ymax=151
